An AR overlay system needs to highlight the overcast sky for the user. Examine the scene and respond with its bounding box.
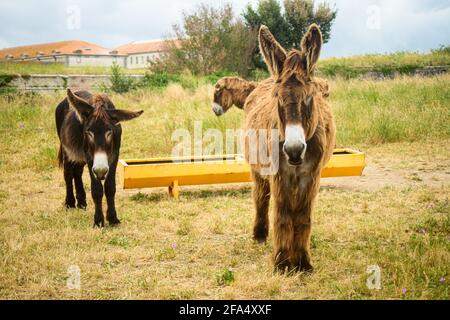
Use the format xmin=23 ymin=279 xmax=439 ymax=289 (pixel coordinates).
xmin=0 ymin=0 xmax=449 ymax=57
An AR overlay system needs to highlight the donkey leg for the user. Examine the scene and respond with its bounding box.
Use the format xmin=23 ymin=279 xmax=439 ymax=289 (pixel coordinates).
xmin=273 ymin=201 xmax=295 ymax=273
xmin=89 ymin=167 xmax=105 ymax=227
xmin=63 ymin=160 xmax=76 ymax=209
xmin=73 ymin=163 xmax=87 ymax=209
xmin=252 ymin=171 xmax=270 ymax=243
xmin=105 ymin=163 xmax=120 ymax=226
xmin=293 ymin=210 xmax=314 ymax=273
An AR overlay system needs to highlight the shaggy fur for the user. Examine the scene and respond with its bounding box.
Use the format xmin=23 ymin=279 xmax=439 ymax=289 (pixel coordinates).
xmin=244 ymin=24 xmax=336 ymax=273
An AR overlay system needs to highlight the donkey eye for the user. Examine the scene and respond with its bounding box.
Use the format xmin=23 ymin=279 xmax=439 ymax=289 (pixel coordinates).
xmin=105 ymin=130 xmax=113 ymax=139
xmin=86 ymin=131 xmax=94 ymax=138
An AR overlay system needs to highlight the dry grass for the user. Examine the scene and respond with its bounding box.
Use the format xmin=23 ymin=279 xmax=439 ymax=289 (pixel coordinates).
xmin=0 ymin=75 xmax=448 ymax=299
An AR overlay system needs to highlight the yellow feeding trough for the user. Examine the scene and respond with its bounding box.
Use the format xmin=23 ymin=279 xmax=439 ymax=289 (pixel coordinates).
xmin=118 ymin=149 xmax=365 ymax=199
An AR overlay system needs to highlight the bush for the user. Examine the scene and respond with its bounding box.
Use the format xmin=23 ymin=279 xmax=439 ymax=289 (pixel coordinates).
xmin=149 ymin=4 xmax=256 ymax=77
xmin=141 ymin=73 xmax=181 ymax=89
xmin=103 ymin=63 xmax=137 ymax=93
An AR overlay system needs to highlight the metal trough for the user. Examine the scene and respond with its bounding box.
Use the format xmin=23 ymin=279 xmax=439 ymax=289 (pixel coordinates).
xmin=118 ymin=149 xmax=365 ymax=198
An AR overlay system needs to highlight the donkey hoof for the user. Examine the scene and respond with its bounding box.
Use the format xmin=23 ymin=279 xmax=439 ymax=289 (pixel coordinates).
xmin=274 ymin=255 xmax=291 ymax=274
xmin=65 ymin=203 xmax=76 ymax=209
xmin=274 ymin=262 xmax=291 ymax=274
xmin=253 ymin=235 xmax=267 ymax=244
xmin=77 ymin=203 xmax=87 ymax=210
xmin=253 ymin=226 xmax=268 ymax=244
xmin=299 ymin=262 xmax=314 ymax=274
xmin=93 ymin=220 xmax=105 ymax=228
xmin=108 ymin=219 xmax=121 ymax=226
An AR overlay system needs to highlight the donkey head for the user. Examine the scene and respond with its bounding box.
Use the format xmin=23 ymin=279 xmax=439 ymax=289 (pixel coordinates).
xmin=259 ymin=24 xmax=323 ymax=166
xmin=67 ymin=89 xmax=143 ymax=180
xmin=212 ymin=78 xmax=234 ymax=116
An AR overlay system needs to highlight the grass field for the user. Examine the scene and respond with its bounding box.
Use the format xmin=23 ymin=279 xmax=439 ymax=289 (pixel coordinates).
xmin=0 ymin=75 xmax=448 ymax=299
xmin=318 ymin=47 xmax=450 ymax=78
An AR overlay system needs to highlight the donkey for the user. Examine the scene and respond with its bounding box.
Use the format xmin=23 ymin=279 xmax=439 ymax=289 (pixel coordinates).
xmin=55 ymin=89 xmax=143 ymax=227
xmin=212 ymin=77 xmax=329 ymax=117
xmin=243 ymin=25 xmax=336 ymax=273
xmin=212 ymin=77 xmax=257 ymax=116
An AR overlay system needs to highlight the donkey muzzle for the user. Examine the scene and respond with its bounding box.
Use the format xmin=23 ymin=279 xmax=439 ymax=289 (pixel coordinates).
xmin=283 ymin=124 xmax=307 ymax=166
xmin=212 ymin=103 xmax=224 ymax=116
xmin=92 ymin=152 xmax=109 ymax=181
xmin=283 ymin=142 xmax=306 ymax=166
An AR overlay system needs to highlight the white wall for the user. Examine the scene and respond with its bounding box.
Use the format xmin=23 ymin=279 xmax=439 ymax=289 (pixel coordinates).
xmin=66 ymin=55 xmax=126 ymax=68
xmin=6 ymin=52 xmax=165 ymax=69
xmin=126 ymin=52 xmax=161 ymax=69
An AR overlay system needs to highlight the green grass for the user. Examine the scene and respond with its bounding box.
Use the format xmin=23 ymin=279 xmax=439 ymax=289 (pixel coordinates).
xmin=318 ymin=47 xmax=450 ymax=78
xmin=330 ymin=75 xmax=450 ymax=145
xmin=0 ymin=75 xmax=448 ymax=299
xmin=0 ymin=61 xmax=148 ymax=75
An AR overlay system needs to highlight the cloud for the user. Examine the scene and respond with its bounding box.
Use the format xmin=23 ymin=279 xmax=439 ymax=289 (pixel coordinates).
xmin=321 ymin=0 xmax=450 ymax=57
xmin=0 ymin=0 xmax=449 ymax=56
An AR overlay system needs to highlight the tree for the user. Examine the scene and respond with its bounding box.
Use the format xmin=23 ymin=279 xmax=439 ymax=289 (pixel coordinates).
xmin=243 ymin=0 xmax=290 ymax=48
xmin=242 ymin=0 xmax=337 ymax=68
xmin=150 ymin=4 xmax=256 ymax=76
xmin=284 ymin=0 xmax=337 ymax=47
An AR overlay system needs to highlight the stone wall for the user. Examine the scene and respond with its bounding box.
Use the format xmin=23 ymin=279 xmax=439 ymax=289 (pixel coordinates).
xmin=8 ymin=74 xmax=145 ymax=92
xmin=4 ymin=66 xmax=448 ymax=92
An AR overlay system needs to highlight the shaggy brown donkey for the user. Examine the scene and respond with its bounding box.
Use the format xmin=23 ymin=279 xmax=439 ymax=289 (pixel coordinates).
xmin=212 ymin=77 xmax=257 ymax=116
xmin=56 ymin=89 xmax=143 ymax=227
xmin=212 ymin=77 xmax=329 ymax=117
xmin=244 ymin=24 xmax=336 ymax=273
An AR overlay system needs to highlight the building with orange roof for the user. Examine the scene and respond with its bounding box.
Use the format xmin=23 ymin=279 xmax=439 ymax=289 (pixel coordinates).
xmin=111 ymin=39 xmax=178 ymax=69
xmin=0 ymin=39 xmax=175 ymax=69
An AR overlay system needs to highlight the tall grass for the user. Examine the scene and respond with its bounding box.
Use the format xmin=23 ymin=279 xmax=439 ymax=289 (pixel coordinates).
xmin=331 ymin=75 xmax=450 ymax=145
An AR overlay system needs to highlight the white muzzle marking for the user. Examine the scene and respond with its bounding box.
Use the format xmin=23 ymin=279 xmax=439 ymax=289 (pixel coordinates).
xmin=212 ymin=103 xmax=224 ymax=116
xmin=284 ymin=124 xmax=307 ymax=160
xmin=92 ymin=152 xmax=109 ymax=179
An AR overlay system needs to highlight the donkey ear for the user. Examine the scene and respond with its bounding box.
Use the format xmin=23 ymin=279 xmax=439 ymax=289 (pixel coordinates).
xmin=259 ymin=25 xmax=287 ymax=79
xmin=67 ymin=89 xmax=93 ymax=121
xmin=107 ymin=109 xmax=143 ymax=123
xmin=300 ymin=24 xmax=323 ymax=76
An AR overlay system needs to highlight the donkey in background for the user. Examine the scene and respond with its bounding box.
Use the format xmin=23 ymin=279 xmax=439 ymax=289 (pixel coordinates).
xmin=56 ymin=89 xmax=143 ymax=227
xmin=212 ymin=77 xmax=257 ymax=116
xmin=212 ymin=76 xmax=330 ymax=117
xmin=244 ymin=24 xmax=336 ymax=272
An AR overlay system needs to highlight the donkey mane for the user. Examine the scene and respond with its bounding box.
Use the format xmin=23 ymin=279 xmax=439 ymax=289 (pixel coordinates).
xmin=91 ymin=94 xmax=114 ymax=121
xmin=279 ymin=50 xmax=309 ymax=83
xmin=219 ymin=77 xmax=257 ymax=108
xmin=221 ymin=77 xmax=257 ymax=91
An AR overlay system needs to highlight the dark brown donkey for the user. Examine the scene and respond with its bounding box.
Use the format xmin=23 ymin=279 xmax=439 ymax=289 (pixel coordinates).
xmin=244 ymin=24 xmax=336 ymax=273
xmin=56 ymin=89 xmax=143 ymax=227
